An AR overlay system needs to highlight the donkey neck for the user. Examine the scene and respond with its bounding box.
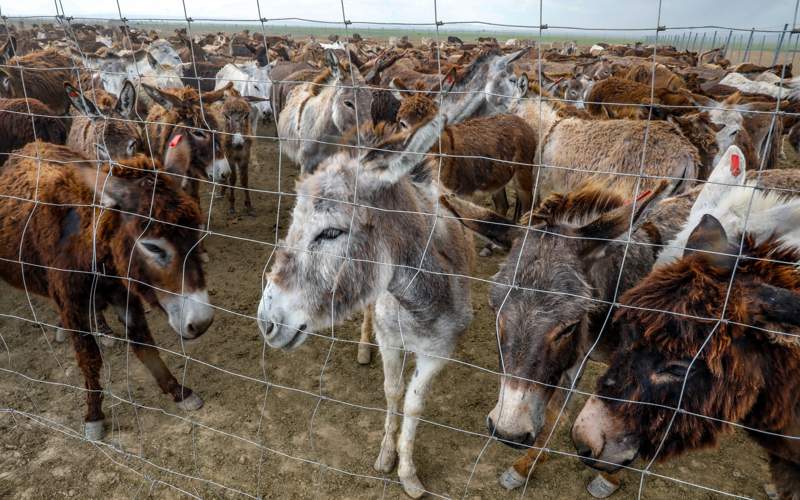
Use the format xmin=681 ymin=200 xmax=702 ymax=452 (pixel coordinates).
xmin=514 ymin=96 xmax=561 ymax=140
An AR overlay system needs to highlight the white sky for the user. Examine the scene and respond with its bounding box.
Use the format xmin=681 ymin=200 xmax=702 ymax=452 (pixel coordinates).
xmin=1 ymin=0 xmax=798 ymax=33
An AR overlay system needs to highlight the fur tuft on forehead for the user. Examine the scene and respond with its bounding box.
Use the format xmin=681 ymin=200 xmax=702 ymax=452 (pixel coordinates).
xmin=524 ymin=179 xmax=628 ymax=228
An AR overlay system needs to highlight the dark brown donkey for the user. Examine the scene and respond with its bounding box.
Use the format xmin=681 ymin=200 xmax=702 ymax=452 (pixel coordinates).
xmin=0 ymin=141 xmax=214 ymax=441
xmin=572 ymin=213 xmax=800 ymax=499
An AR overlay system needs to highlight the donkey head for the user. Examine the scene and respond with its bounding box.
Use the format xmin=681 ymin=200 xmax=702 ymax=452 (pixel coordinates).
xmin=443 ymin=181 xmax=671 ymax=449
xmin=256 ymin=112 xmax=446 ymax=349
xmin=143 ymin=84 xmax=231 ymax=188
xmin=573 ymin=214 xmax=800 ymax=471
xmin=65 ymin=80 xmax=143 ymax=161
xmin=325 ymin=50 xmax=373 ymax=136
xmin=76 ymin=157 xmax=213 ymax=338
xmin=482 ymin=48 xmax=528 ymax=114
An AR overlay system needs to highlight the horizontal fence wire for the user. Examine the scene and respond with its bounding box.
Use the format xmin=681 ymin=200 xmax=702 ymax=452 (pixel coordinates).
xmin=0 ymin=1 xmax=799 ymax=498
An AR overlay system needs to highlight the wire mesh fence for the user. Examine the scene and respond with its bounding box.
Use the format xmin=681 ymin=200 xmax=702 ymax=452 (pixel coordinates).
xmin=1 ymin=0 xmax=800 ymax=499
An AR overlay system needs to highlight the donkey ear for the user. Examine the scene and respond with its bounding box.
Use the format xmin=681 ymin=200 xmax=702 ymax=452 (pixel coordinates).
xmin=389 ymin=78 xmax=408 ymax=101
xmin=142 ymin=83 xmax=182 ymax=111
xmin=439 ymin=192 xmax=521 ymax=249
xmin=146 ymin=51 xmax=159 ymax=68
xmin=684 ymin=213 xmax=736 ymax=268
xmin=578 ymin=181 xmax=672 ymax=258
xmin=201 ymin=81 xmax=232 ymax=104
xmin=325 ymin=50 xmax=342 ymax=79
xmin=115 ymin=80 xmax=136 ymax=118
xmin=499 ymin=48 xmax=527 ymax=69
xmin=516 ymin=72 xmax=529 ymax=96
xmin=64 ymin=82 xmax=99 ymax=116
xmin=692 ymin=144 xmax=747 ymax=216
xmin=441 ymin=67 xmax=457 ymax=95
xmin=0 ymin=36 xmax=16 ymax=63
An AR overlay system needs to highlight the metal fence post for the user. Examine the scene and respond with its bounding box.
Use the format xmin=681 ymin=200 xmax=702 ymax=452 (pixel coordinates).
xmin=772 ymin=23 xmax=790 ymax=66
xmin=722 ymin=29 xmax=733 ymax=57
xmin=743 ymin=27 xmax=755 ymax=61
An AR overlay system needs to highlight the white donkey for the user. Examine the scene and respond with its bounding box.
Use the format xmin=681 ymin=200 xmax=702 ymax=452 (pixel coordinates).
xmin=257 ymin=112 xmax=474 ymax=498
xmin=658 ymin=144 xmax=800 ymax=266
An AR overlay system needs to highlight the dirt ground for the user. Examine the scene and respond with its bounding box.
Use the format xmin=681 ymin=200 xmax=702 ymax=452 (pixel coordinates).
xmin=0 ymin=123 xmax=789 ymax=499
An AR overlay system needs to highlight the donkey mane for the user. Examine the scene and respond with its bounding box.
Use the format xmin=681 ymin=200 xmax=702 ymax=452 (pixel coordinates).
xmin=523 ymin=180 xmax=628 ymax=228
xmin=457 ymin=47 xmax=502 ymax=83
xmin=616 ymin=234 xmax=800 ymax=367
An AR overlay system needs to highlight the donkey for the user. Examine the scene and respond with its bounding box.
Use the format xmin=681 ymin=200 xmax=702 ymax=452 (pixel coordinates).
xmin=141 ymin=83 xmax=231 ymax=199
xmin=571 ymin=210 xmax=800 ymax=499
xmin=442 ymin=147 xmax=800 ymax=491
xmin=390 ymin=75 xmax=537 ymax=221
xmin=277 ymin=49 xmax=373 ymax=174
xmin=503 ymin=73 xmax=702 ymax=201
xmin=208 ymin=87 xmax=264 ymax=215
xmin=257 ymin=110 xmax=474 ymax=498
xmin=0 ymin=97 xmax=66 ymax=165
xmin=64 ymin=80 xmax=143 ymax=161
xmin=0 ymin=141 xmax=214 ymax=441
xmin=1 ymin=48 xmax=75 ymax=115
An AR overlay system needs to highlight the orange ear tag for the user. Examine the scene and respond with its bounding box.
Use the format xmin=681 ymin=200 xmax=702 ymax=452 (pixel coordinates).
xmin=169 ymin=134 xmax=183 ymax=148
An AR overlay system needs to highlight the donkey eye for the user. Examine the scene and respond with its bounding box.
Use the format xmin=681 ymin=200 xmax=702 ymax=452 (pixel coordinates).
xmin=141 ymin=242 xmax=169 ymax=262
xmin=315 ymin=228 xmax=346 ymax=242
xmin=344 ymin=100 xmax=355 ymax=109
xmin=399 ymin=120 xmax=409 ymax=129
xmin=659 ymin=361 xmax=691 ymax=379
xmin=554 ymin=322 xmax=579 ymax=341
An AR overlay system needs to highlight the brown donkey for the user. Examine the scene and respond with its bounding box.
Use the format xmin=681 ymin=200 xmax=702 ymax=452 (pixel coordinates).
xmin=390 ymin=76 xmax=537 ymax=222
xmin=64 ymin=80 xmax=143 ymax=161
xmin=0 ymin=141 xmax=214 ymax=441
xmin=572 ymin=212 xmax=800 ymax=498
xmin=141 ymin=84 xmax=232 ymax=198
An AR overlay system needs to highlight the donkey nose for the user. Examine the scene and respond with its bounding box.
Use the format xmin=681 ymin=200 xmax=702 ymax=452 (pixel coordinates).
xmin=263 ymin=321 xmax=275 ymax=335
xmin=187 ymin=316 xmax=213 ymax=338
xmin=486 ymin=416 xmax=496 ymax=435
xmin=576 ymin=444 xmax=594 ymax=459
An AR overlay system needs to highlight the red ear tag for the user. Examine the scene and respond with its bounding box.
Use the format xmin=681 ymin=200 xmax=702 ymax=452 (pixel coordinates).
xmin=169 ymin=134 xmax=183 ymax=148
xmin=730 ymin=154 xmax=741 ymax=176
xmin=626 ymin=189 xmax=651 ymax=205
xmin=69 ymin=91 xmax=79 ymax=98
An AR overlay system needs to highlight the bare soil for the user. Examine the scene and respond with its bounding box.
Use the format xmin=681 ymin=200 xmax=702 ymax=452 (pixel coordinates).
xmin=0 ymin=123 xmax=788 ymax=499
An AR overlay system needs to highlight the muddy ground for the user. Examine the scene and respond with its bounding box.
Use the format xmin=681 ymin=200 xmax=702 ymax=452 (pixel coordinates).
xmin=0 ymin=123 xmax=790 ymax=499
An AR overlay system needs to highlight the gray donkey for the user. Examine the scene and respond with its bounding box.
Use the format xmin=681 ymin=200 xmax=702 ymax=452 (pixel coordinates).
xmin=257 ymin=111 xmax=474 ymax=498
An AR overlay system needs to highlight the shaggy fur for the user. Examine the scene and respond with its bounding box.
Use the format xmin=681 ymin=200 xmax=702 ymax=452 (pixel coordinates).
xmin=208 ymin=89 xmax=255 ymax=214
xmin=0 ymin=97 xmax=66 ymax=165
xmin=0 ymin=49 xmax=74 ymax=114
xmin=585 ymin=77 xmax=696 ymax=120
xmin=625 ymin=62 xmax=685 ymax=91
xmin=0 ymin=141 xmax=207 ymax=427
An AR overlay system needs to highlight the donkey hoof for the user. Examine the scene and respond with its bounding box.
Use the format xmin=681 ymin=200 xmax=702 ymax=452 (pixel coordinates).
xmin=55 ymin=328 xmax=67 ymax=343
xmin=84 ymin=420 xmax=105 ymax=441
xmin=399 ymin=473 xmax=426 ymax=499
xmin=373 ymin=448 xmax=397 ymax=473
xmin=200 ymin=252 xmax=210 ymax=264
xmin=357 ymin=344 xmax=371 ymax=365
xmin=478 ymin=247 xmax=493 ymax=257
xmin=586 ymin=472 xmax=621 ymax=499
xmin=176 ymin=392 xmax=204 ymax=411
xmin=499 ymin=467 xmax=526 ymax=490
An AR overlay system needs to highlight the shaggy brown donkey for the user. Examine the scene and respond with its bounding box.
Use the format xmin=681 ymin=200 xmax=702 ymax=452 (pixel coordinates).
xmin=573 ymin=213 xmax=800 ymax=499
xmin=0 ymin=142 xmax=214 ymax=440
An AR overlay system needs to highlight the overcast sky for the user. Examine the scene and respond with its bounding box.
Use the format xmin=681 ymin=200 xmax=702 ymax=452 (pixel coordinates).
xmin=2 ymin=0 xmax=798 ymax=33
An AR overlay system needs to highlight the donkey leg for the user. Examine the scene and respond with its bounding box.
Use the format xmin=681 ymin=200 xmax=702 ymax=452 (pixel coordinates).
xmin=375 ymin=338 xmax=404 ymax=473
xmin=501 ymin=394 xmax=561 ymax=489
xmin=357 ymin=304 xmax=373 ymax=365
xmin=66 ymin=315 xmax=105 ymax=440
xmin=492 ymin=188 xmax=510 ymax=217
xmin=397 ymin=354 xmax=446 ymax=499
xmin=241 ymin=161 xmax=254 ymax=216
xmin=227 ymin=162 xmax=238 ymax=215
xmin=117 ymin=302 xmax=202 ymax=410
